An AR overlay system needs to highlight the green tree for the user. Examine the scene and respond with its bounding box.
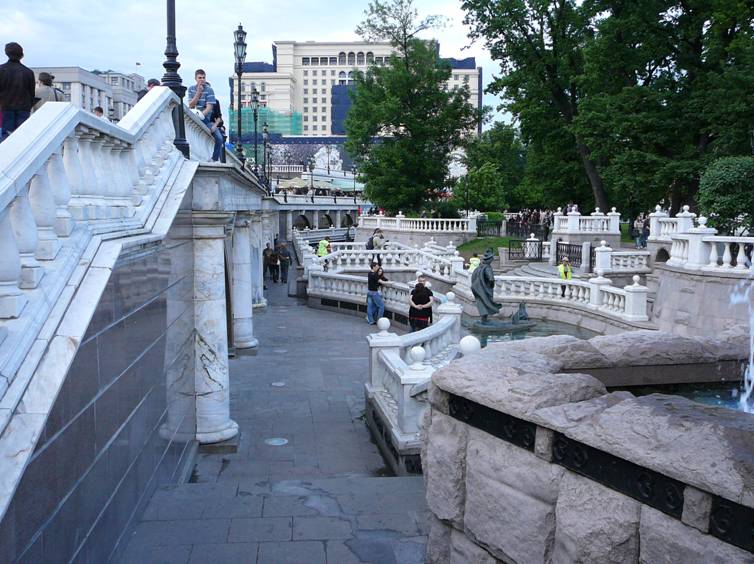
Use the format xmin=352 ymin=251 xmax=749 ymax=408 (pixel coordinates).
xmin=454 ymin=162 xmax=508 ymax=211
xmin=574 ymin=0 xmax=754 ymax=214
xmin=462 ymin=0 xmax=608 ymax=210
xmin=345 ymin=0 xmax=480 ymax=214
xmin=698 ymin=156 xmax=754 ymax=234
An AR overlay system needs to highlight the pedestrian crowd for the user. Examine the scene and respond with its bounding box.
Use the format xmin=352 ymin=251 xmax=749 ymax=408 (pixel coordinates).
xmin=263 ymin=242 xmax=292 ymax=284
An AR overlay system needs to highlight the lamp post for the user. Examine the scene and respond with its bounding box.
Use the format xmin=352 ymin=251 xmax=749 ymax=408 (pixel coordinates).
xmin=251 ymin=87 xmax=259 ymax=174
xmin=263 ymin=122 xmax=269 ymax=191
xmin=233 ymin=23 xmax=247 ymax=165
xmin=161 ymin=0 xmax=189 ymax=158
xmin=309 ymin=160 xmax=315 ymax=203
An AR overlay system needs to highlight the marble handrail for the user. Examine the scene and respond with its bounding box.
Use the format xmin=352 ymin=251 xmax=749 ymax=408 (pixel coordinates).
xmin=493 ymin=274 xmax=649 ymax=322
xmin=0 ymin=86 xmax=222 ymax=409
xmin=551 ymin=207 xmax=621 ymax=235
xmin=272 ymin=194 xmax=367 ymax=206
xmin=358 ymin=215 xmax=475 ymax=233
xmin=701 ymin=236 xmax=754 ymax=272
xmin=319 ymin=247 xmax=455 ymax=280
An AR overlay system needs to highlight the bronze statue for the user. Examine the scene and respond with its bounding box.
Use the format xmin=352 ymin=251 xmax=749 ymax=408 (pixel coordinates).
xmin=470 ymin=248 xmax=501 ymax=323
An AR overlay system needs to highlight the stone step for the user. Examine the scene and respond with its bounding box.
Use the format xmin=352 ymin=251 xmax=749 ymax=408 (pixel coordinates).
xmin=118 ymin=476 xmax=428 ymax=564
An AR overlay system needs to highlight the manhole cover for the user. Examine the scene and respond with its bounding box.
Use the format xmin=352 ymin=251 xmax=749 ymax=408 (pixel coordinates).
xmin=271 ymin=382 xmax=286 ymax=387
xmin=265 ymin=438 xmax=289 ymax=446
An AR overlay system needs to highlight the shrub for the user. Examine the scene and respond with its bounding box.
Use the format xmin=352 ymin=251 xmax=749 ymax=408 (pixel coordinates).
xmin=698 ymin=156 xmax=754 ymax=234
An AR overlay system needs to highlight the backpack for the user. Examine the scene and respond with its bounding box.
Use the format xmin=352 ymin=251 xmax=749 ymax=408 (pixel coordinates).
xmin=365 ymin=237 xmax=374 ymax=250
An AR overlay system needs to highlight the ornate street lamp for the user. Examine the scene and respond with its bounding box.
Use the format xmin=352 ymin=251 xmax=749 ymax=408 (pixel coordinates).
xmin=161 ymin=0 xmax=189 ymax=158
xmin=263 ymin=122 xmax=269 ymax=191
xmin=309 ymin=160 xmax=315 ymax=202
xmin=251 ymin=87 xmax=259 ymax=174
xmin=233 ymin=23 xmax=247 ymax=165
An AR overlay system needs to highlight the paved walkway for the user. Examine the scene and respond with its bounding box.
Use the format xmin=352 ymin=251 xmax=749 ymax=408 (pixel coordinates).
xmin=118 ymin=282 xmax=427 ymax=563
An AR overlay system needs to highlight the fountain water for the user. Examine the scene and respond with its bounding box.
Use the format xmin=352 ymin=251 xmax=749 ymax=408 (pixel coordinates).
xmin=731 ymin=264 xmax=754 ymax=412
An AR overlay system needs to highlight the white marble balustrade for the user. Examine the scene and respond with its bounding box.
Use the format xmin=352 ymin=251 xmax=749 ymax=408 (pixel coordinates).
xmin=0 ymin=85 xmax=225 ymax=412
xmin=551 ymin=206 xmax=621 ymax=235
xmin=358 ymin=214 xmax=475 ymax=234
xmin=702 ymin=236 xmax=754 ymax=272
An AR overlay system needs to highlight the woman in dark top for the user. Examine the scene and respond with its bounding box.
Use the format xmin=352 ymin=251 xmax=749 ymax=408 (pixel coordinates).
xmin=409 ymin=282 xmax=433 ymax=332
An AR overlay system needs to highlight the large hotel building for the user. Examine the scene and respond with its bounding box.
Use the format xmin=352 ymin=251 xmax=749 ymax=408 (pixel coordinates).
xmin=229 ymin=40 xmax=483 ymax=138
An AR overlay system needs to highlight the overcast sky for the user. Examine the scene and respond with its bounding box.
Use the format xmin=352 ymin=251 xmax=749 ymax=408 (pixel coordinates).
xmin=0 ymin=0 xmax=504 ymax=123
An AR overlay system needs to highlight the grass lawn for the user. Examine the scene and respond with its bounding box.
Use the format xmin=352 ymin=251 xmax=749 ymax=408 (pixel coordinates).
xmin=457 ymin=237 xmax=513 ymax=258
xmin=620 ymin=222 xmax=633 ymax=243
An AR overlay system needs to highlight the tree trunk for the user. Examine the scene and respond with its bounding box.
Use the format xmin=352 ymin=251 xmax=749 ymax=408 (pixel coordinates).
xmin=576 ymin=142 xmax=609 ymax=211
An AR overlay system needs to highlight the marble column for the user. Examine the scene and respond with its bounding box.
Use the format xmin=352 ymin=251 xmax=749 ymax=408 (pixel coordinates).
xmin=231 ymin=216 xmax=258 ymax=348
xmin=335 ymin=210 xmax=342 ymax=228
xmin=250 ymin=213 xmax=266 ymax=306
xmin=285 ymin=211 xmax=293 ymax=241
xmin=193 ymin=214 xmax=238 ymax=443
xmin=71 ymin=83 xmax=83 ymax=107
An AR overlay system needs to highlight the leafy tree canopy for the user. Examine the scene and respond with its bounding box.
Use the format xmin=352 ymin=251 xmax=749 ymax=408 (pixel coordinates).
xmin=345 ymin=0 xmax=480 ymax=214
xmin=698 ymin=156 xmax=754 ymax=234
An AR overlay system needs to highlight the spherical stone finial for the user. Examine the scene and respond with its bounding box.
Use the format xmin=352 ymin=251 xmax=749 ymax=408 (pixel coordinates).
xmin=611 ymin=207 xmax=617 ymax=213
xmin=600 ymin=240 xmax=607 ymax=247
xmin=410 ymin=346 xmax=426 ymax=368
xmin=446 ymin=291 xmax=456 ymax=303
xmin=459 ymin=335 xmax=482 ymax=355
xmin=377 ymin=317 xmax=390 ymax=333
xmin=683 ymin=205 xmax=690 ymax=212
xmin=595 ymin=207 xmax=600 ymax=213
xmin=632 ymin=275 xmax=641 ymax=286
xmin=530 ymin=233 xmax=535 ymax=239
xmin=596 ymin=269 xmax=605 ymax=278
xmin=698 ymin=216 xmax=708 ymax=227
xmin=655 ymin=205 xmax=661 ymax=212
xmin=454 ymin=250 xmax=460 ymax=256
xmin=557 ymin=207 xmax=562 ymax=213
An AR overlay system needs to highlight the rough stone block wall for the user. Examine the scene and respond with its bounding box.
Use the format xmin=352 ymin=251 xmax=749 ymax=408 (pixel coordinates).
xmin=423 ymin=334 xmax=754 ymax=563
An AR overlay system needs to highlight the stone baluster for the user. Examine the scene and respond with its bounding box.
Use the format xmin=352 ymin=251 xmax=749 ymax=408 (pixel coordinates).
xmin=28 ymin=169 xmax=61 ymax=260
xmin=624 ymin=275 xmax=649 ymax=321
xmin=0 ymin=208 xmax=27 ymax=318
xmin=62 ymin=135 xmax=84 ymax=198
xmin=734 ymin=241 xmax=748 ymax=270
xmin=93 ymin=134 xmax=117 ymax=199
xmin=75 ymin=127 xmax=99 ymax=198
xmin=10 ymin=188 xmax=43 ymax=289
xmin=47 ymin=152 xmax=74 ymax=237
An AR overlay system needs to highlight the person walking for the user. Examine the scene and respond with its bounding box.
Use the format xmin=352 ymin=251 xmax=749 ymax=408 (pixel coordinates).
xmin=468 ymin=253 xmax=480 ymax=272
xmin=641 ymin=217 xmax=650 ymax=249
xmin=262 ymin=243 xmax=273 ymax=282
xmin=633 ymin=216 xmax=644 ymax=249
xmin=558 ymin=256 xmax=572 ymax=297
xmin=317 ymin=236 xmax=331 ymax=270
xmin=408 ymin=281 xmax=433 ymax=332
xmin=0 ymin=42 xmax=35 ymax=141
xmin=277 ymin=243 xmax=292 ymax=283
xmin=269 ymin=248 xmax=280 ymax=283
xmin=33 ymin=72 xmax=62 ymax=111
xmin=366 ymin=262 xmax=388 ymax=324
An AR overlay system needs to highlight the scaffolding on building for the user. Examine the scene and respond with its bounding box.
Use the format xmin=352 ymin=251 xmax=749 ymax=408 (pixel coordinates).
xmin=228 ymin=107 xmax=303 ymax=138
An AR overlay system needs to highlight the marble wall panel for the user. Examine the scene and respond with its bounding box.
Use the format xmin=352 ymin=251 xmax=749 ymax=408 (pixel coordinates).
xmin=0 ymin=221 xmax=198 ymax=563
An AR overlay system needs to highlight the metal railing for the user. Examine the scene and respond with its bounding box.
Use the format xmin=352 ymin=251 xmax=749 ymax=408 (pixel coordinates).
xmin=556 ymin=242 xmax=584 ymax=267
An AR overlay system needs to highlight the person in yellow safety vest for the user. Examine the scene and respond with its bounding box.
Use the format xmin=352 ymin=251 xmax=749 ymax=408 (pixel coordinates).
xmin=468 ymin=253 xmax=481 ymax=273
xmin=317 ymin=236 xmax=331 ymax=271
xmin=558 ymin=256 xmax=572 ymax=297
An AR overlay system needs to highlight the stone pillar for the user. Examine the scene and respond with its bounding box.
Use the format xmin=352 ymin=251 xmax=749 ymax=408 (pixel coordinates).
xmin=286 ymin=211 xmax=293 ymax=240
xmin=623 ymin=276 xmax=649 ymax=321
xmin=588 ymin=270 xmax=610 ymax=308
xmin=607 ymin=207 xmax=621 ymax=234
xmin=437 ymin=292 xmax=463 ymax=343
xmin=566 ymin=207 xmax=581 ymax=232
xmin=70 ymin=82 xmax=83 ymax=107
xmin=593 ymin=240 xmax=612 ymax=273
xmin=684 ymin=217 xmax=717 ymax=270
xmin=192 ymin=214 xmax=238 ymax=444
xmin=648 ymin=206 xmax=667 ymax=241
xmin=231 ymin=216 xmax=258 ymax=349
xmin=579 ymin=241 xmax=591 ymax=274
xmin=335 ymin=210 xmax=342 ymax=229
xmin=675 ymin=205 xmax=696 ymax=234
